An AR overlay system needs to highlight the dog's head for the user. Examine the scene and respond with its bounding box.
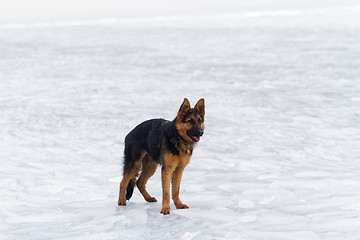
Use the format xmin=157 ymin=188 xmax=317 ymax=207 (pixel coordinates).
xmin=176 ymin=98 xmax=205 ymax=144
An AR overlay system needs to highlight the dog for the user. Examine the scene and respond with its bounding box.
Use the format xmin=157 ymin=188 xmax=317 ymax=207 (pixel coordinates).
xmin=118 ymin=98 xmax=205 ymax=215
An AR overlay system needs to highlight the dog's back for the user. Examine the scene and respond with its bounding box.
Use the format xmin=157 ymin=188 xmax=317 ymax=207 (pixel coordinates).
xmin=124 ymin=119 xmax=166 ymax=171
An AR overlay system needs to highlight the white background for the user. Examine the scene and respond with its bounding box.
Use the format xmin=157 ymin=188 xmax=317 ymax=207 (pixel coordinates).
xmin=1 ymin=1 xmax=360 ymax=239
xmin=1 ymin=0 xmax=359 ymax=21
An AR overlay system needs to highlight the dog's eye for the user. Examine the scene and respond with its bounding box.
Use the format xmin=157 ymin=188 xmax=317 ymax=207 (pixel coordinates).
xmin=187 ymin=119 xmax=195 ymax=125
xmin=198 ymin=119 xmax=202 ymax=124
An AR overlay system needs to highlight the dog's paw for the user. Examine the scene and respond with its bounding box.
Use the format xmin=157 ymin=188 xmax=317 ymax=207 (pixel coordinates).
xmin=175 ymin=203 xmax=189 ymax=209
xmin=118 ymin=199 xmax=126 ymax=206
xmin=145 ymin=196 xmax=157 ymax=202
xmin=160 ymin=207 xmax=170 ymax=215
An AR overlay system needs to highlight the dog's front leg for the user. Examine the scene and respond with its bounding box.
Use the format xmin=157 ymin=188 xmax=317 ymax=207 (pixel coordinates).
xmin=161 ymin=167 xmax=174 ymax=215
xmin=172 ymin=165 xmax=189 ymax=209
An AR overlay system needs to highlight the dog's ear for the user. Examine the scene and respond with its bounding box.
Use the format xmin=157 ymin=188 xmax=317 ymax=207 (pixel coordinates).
xmin=194 ymin=98 xmax=205 ymax=118
xmin=177 ymin=98 xmax=191 ymax=120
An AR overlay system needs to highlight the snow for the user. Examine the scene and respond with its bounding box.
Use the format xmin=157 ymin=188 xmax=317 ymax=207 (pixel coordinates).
xmin=1 ymin=6 xmax=360 ymax=240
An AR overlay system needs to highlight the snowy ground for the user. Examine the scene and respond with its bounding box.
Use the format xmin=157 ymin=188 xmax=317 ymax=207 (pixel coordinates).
xmin=1 ymin=7 xmax=360 ymax=240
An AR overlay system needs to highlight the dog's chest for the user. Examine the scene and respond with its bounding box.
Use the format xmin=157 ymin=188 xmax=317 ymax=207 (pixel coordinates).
xmin=162 ymin=150 xmax=192 ymax=170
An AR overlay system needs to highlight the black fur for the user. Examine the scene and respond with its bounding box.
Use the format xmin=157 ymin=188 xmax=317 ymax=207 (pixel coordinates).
xmin=123 ymin=118 xmax=186 ymax=200
xmin=126 ymin=181 xmax=135 ymax=200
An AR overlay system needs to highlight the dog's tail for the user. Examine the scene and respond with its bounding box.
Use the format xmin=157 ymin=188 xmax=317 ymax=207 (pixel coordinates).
xmin=126 ymin=178 xmax=136 ymax=200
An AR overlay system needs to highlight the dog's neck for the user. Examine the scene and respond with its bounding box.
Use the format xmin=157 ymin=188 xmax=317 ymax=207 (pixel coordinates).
xmin=168 ymin=119 xmax=194 ymax=154
xmin=176 ymin=133 xmax=192 ymax=150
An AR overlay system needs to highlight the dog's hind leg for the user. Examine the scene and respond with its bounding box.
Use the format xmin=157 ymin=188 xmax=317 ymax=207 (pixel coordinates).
xmin=118 ymin=173 xmax=132 ymax=206
xmin=136 ymin=154 xmax=158 ymax=202
xmin=118 ymin=151 xmax=145 ymax=206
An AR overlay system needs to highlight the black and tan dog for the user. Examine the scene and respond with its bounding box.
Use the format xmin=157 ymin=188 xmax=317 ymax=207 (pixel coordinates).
xmin=118 ymin=98 xmax=205 ymax=215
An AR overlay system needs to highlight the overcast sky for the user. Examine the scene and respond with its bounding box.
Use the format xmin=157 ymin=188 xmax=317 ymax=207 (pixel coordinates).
xmin=1 ymin=0 xmax=359 ymax=22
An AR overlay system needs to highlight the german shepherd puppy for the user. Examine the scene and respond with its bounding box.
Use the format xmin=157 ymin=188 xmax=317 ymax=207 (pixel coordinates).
xmin=118 ymin=98 xmax=205 ymax=215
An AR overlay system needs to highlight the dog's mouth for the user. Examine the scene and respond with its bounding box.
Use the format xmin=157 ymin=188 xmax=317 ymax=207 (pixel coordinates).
xmin=187 ymin=130 xmax=203 ymax=142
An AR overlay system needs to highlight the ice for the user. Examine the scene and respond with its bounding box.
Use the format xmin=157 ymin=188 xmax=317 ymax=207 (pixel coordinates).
xmin=238 ymin=200 xmax=256 ymax=209
xmin=1 ymin=5 xmax=360 ymax=240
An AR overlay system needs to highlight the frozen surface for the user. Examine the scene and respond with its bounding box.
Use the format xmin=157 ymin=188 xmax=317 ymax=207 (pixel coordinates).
xmin=1 ymin=7 xmax=360 ymax=240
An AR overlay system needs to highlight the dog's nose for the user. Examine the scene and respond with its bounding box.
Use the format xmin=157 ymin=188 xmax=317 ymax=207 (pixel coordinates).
xmin=198 ymin=130 xmax=204 ymax=136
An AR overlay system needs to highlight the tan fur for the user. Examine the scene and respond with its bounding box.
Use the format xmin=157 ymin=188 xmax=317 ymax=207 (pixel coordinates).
xmin=175 ymin=118 xmax=194 ymax=144
xmin=160 ymin=152 xmax=191 ymax=214
xmin=176 ymin=112 xmax=205 ymax=144
xmin=136 ymin=154 xmax=158 ymax=202
xmin=171 ymin=164 xmax=189 ymax=209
